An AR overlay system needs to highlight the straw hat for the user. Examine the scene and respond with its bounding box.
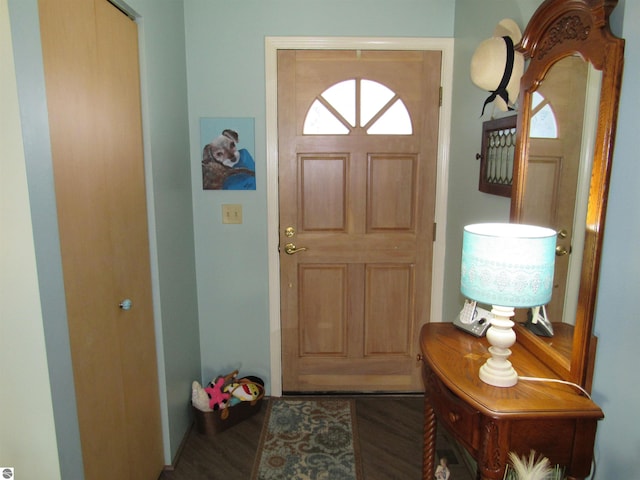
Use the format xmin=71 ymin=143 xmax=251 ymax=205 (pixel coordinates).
xmin=470 ymin=19 xmax=525 ymax=113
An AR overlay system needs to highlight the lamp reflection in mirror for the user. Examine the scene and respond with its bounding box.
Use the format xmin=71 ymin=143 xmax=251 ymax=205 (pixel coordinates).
xmin=461 ymin=223 xmax=556 ymax=387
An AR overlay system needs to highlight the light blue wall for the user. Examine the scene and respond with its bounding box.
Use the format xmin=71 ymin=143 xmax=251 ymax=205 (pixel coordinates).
xmin=183 ymin=0 xmax=456 ymax=393
xmin=124 ymin=0 xmax=200 ymax=463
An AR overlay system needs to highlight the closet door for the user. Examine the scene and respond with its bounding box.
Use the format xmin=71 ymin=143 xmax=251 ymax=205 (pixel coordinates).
xmin=39 ymin=1 xmax=163 ymax=478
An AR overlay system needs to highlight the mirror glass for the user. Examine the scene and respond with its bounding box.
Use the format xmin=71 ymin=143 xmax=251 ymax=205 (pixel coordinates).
xmin=517 ymin=55 xmax=603 ymax=367
xmin=519 ymin=55 xmax=602 ymax=363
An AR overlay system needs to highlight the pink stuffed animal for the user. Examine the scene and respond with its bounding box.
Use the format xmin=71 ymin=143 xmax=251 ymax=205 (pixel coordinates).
xmin=204 ymin=377 xmax=231 ymax=410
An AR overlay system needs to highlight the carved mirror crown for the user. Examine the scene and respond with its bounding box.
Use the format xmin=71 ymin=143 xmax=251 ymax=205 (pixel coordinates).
xmin=511 ymin=0 xmax=624 ymax=389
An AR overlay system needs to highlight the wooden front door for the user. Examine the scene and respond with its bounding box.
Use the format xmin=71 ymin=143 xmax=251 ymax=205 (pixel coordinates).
xmin=39 ymin=1 xmax=163 ymax=478
xmin=278 ymin=50 xmax=441 ymax=392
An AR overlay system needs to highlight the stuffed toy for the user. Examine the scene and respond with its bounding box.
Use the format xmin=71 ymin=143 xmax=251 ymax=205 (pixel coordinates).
xmin=204 ymin=377 xmax=231 ymax=411
xmin=191 ymin=381 xmax=212 ymax=412
xmin=192 ymin=371 xmax=263 ymax=411
xmin=191 ymin=377 xmax=231 ymax=412
xmin=224 ymin=375 xmax=264 ymax=406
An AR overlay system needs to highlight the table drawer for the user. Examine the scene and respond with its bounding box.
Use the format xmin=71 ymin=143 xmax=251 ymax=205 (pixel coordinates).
xmin=430 ymin=374 xmax=481 ymax=452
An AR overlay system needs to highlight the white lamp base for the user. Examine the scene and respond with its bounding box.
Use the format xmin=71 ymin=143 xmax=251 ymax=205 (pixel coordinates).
xmin=479 ymin=305 xmax=518 ymax=387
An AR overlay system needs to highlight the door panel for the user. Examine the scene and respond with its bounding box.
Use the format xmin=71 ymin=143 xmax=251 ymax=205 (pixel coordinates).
xmin=300 ymin=154 xmax=347 ymax=230
xmin=39 ymin=1 xmax=163 ymax=478
xmin=368 ymin=155 xmax=416 ymax=230
xmin=278 ymin=49 xmax=441 ymax=392
xmin=364 ymin=264 xmax=413 ymax=354
xmin=299 ymin=264 xmax=348 ymax=355
xmin=522 ymin=154 xmax=562 ymax=227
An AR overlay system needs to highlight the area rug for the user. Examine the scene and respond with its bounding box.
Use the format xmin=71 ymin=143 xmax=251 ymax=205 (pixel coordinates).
xmin=250 ymin=398 xmax=363 ymax=480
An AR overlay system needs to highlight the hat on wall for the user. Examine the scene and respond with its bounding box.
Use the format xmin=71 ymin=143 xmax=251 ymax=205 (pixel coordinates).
xmin=470 ymin=18 xmax=525 ymax=114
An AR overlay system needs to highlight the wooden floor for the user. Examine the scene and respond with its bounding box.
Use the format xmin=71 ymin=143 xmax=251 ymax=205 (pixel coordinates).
xmin=158 ymin=395 xmax=475 ymax=480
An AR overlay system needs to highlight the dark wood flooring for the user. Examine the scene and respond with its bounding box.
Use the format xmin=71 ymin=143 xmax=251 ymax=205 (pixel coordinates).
xmin=158 ymin=395 xmax=475 ymax=480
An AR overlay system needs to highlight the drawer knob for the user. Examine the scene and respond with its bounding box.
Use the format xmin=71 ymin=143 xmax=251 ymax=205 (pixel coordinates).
xmin=448 ymin=412 xmax=460 ymax=423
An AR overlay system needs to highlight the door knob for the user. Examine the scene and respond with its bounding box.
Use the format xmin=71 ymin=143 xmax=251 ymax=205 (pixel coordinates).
xmin=284 ymin=243 xmax=307 ymax=255
xmin=119 ymin=299 xmax=133 ymax=310
xmin=555 ymin=245 xmax=569 ymax=256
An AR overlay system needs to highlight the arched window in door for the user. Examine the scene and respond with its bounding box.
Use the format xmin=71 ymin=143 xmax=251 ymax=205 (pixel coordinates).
xmin=530 ymin=91 xmax=558 ymax=139
xmin=303 ymin=79 xmax=412 ymax=135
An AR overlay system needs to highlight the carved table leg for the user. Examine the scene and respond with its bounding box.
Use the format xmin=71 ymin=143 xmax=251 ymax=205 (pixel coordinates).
xmin=423 ymin=392 xmax=436 ymax=480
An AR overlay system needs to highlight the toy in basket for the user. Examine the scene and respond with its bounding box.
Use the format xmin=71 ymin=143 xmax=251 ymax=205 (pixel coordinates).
xmin=191 ymin=370 xmax=265 ymax=434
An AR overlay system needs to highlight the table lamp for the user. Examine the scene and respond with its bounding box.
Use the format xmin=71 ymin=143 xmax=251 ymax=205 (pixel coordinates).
xmin=461 ymin=223 xmax=556 ymax=387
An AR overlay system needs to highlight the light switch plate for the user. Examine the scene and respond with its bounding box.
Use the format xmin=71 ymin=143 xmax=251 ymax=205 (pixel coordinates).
xmin=222 ymin=204 xmax=243 ymax=224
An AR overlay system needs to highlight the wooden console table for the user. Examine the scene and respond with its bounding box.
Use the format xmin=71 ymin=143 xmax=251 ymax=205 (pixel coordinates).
xmin=420 ymin=323 xmax=603 ymax=480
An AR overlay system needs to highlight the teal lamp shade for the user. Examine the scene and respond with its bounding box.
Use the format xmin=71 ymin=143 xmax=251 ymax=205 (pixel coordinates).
xmin=461 ymin=223 xmax=556 ymax=308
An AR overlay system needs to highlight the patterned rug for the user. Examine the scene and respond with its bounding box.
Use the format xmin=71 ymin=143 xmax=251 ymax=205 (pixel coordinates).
xmin=250 ymin=398 xmax=363 ymax=480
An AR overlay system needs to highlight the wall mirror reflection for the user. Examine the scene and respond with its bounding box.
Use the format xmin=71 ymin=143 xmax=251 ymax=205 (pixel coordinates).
xmin=519 ymin=57 xmax=602 ymax=358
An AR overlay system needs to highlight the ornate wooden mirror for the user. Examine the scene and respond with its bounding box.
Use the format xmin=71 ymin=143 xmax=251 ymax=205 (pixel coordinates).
xmin=510 ymin=0 xmax=624 ymax=388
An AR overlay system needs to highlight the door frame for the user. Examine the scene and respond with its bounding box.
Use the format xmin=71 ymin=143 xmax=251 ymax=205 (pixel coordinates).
xmin=265 ymin=37 xmax=454 ymax=396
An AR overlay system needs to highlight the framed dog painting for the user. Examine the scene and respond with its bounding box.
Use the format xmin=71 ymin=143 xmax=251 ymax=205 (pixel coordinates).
xmin=200 ymin=117 xmax=256 ymax=190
